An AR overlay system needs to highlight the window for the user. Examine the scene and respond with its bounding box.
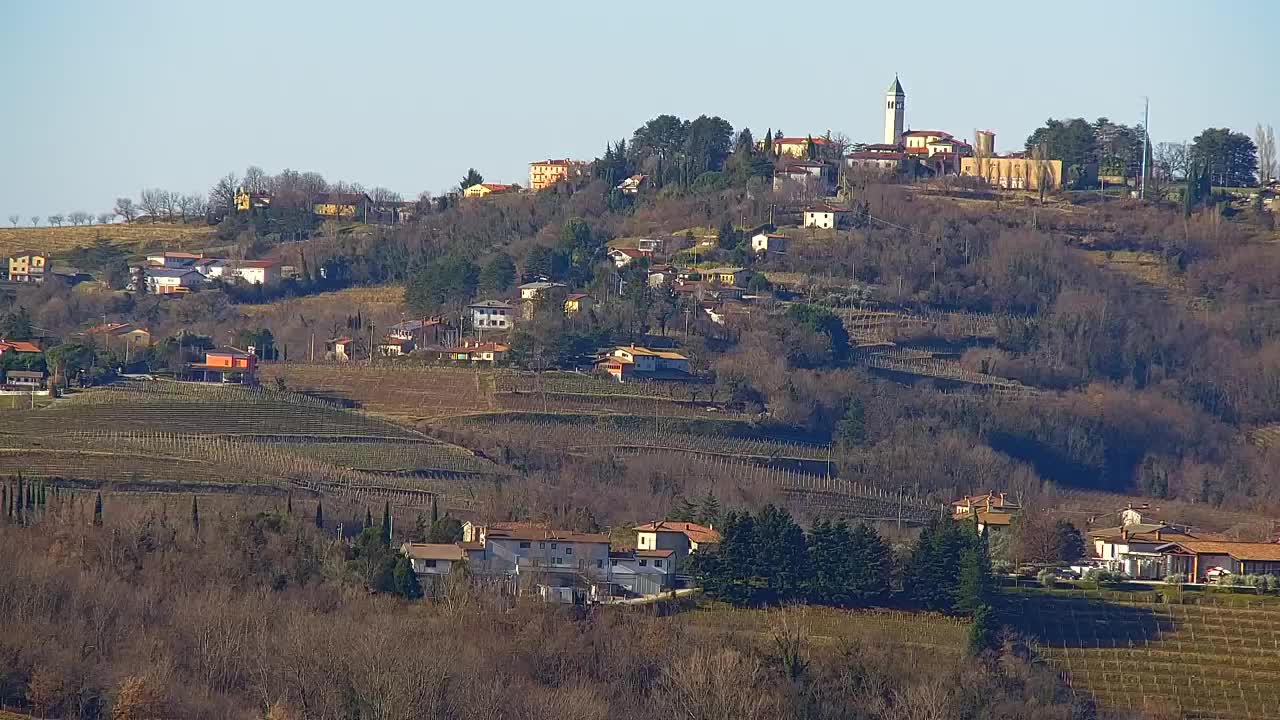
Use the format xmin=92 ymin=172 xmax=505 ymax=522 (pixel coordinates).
xmin=639 ymin=559 xmax=648 ymax=566
xmin=565 ymin=546 xmax=573 ymax=555
xmin=424 ymin=559 xmax=437 ymax=568
xmin=550 ymin=542 xmax=557 ymax=549
xmin=553 ymin=557 xmax=562 ymax=565
xmin=539 ymin=542 xmax=545 ymax=549
xmin=610 ymin=559 xmax=618 ymax=566
xmin=519 ymin=541 xmax=530 ymax=549
xmin=654 ymin=560 xmax=663 ymax=568
xmin=597 ymin=560 xmax=604 ymax=569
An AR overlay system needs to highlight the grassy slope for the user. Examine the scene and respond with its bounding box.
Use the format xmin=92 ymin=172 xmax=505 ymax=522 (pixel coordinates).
xmin=0 ymin=222 xmax=215 ymax=260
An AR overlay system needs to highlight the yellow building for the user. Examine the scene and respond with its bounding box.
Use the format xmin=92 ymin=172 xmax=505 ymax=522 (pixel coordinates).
xmin=8 ymin=252 xmax=50 ymax=283
xmin=462 ymin=183 xmax=514 ymax=198
xmin=769 ymin=136 xmax=831 ymax=158
xmin=564 ymin=293 xmax=594 ymax=314
xmin=234 ymin=188 xmax=272 ymax=212
xmin=312 ymin=192 xmax=371 ymax=220
xmin=529 ymin=159 xmax=587 ymax=191
xmin=959 ymin=156 xmax=1064 ymax=191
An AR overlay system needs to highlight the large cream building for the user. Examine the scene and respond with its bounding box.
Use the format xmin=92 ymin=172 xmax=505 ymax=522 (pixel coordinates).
xmin=529 ymin=159 xmax=587 ymax=191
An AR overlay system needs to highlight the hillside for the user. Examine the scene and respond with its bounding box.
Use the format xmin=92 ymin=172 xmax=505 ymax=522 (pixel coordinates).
xmin=0 ymin=221 xmax=215 ymax=260
xmin=1005 ymin=589 xmax=1280 ymax=719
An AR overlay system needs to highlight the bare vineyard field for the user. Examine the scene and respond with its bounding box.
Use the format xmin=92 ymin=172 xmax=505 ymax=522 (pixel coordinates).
xmin=261 ymin=364 xmax=493 ymax=420
xmin=444 ymin=414 xmax=829 ymax=461
xmin=261 ymin=437 xmax=500 ymax=475
xmin=495 ymin=391 xmax=742 ymax=419
xmin=835 ymin=307 xmax=1012 ymax=345
xmin=855 ymin=348 xmax=1039 ymax=397
xmin=496 ymin=372 xmax=712 ymax=401
xmin=240 ymin=284 xmax=406 ymax=318
xmin=0 ymin=222 xmax=214 ymax=259
xmin=1006 ymin=591 xmax=1280 ymax=719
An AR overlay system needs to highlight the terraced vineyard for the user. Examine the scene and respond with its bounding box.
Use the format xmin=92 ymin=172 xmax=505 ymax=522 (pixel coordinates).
xmin=1005 ymin=591 xmax=1280 ymax=719
xmin=855 ymin=348 xmax=1040 ymax=397
xmin=260 ymin=364 xmax=494 ymax=420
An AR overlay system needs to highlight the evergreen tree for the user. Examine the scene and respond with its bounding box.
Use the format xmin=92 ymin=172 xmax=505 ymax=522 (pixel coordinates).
xmin=763 ymin=128 xmax=773 ymax=159
xmin=314 ymin=499 xmax=324 ymax=530
xmin=287 ymin=492 xmax=293 ymax=514
xmin=670 ymin=496 xmax=698 ymax=522
xmin=967 ymin=603 xmax=999 ymax=656
xmin=191 ymin=496 xmax=200 ymax=533
xmin=753 ymin=505 xmax=811 ymax=604
xmin=908 ymin=516 xmax=976 ymax=613
xmin=1052 ymin=519 xmax=1085 ymax=562
xmin=382 ymin=501 xmax=392 ymax=546
xmin=93 ymin=493 xmax=103 ymax=527
xmin=957 ymin=526 xmax=993 ymax=614
xmin=1 ymin=484 xmax=6 ymax=522
xmin=806 ymin=519 xmax=853 ymax=606
xmin=697 ymin=490 xmax=721 ymax=527
xmin=848 ymin=522 xmax=892 ymax=604
xmin=364 ymin=507 xmax=373 ymax=531
xmin=411 ymin=512 xmax=429 ymax=543
xmin=430 ymin=495 xmax=439 ymax=525
xmin=393 ymin=556 xmax=424 ymax=600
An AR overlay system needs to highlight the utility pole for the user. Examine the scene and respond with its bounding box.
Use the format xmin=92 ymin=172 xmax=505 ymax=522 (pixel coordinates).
xmin=1140 ymin=97 xmax=1149 ymax=201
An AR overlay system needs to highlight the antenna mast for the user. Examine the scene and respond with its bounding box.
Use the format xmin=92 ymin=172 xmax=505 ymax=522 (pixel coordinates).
xmin=1140 ymin=97 xmax=1149 ymax=200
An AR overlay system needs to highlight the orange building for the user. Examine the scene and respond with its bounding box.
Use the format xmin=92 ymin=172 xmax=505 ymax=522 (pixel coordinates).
xmin=188 ymin=347 xmax=257 ymax=384
xmin=529 ymin=159 xmax=587 ymax=191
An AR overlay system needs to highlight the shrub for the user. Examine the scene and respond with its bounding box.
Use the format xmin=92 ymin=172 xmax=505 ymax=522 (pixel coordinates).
xmin=1082 ymin=568 xmax=1119 ymax=588
xmin=1036 ymin=568 xmax=1058 ymax=588
xmin=1163 ymin=573 xmax=1187 ymax=585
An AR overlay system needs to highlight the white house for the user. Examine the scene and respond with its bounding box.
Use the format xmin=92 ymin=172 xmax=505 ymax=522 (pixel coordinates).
xmin=193 ymin=257 xmax=228 ymax=279
xmin=647 ymin=266 xmax=676 ymax=287
xmin=608 ymin=549 xmax=676 ymax=597
xmin=802 ymin=204 xmax=849 ymax=229
xmin=468 ymin=300 xmax=514 ymax=330
xmin=608 ymin=248 xmax=645 ymax=268
xmin=1089 ymin=513 xmax=1204 ymax=580
xmin=518 ymin=281 xmax=567 ymax=301
xmin=400 ymin=543 xmax=465 ymax=576
xmin=144 ymin=267 xmax=203 ymax=294
xmin=751 ymin=232 xmax=786 ymax=254
xmin=595 ymin=346 xmax=691 ymax=382
xmin=773 ymin=160 xmax=828 ymax=193
xmin=230 ymin=260 xmax=281 ymax=286
xmin=470 ymin=527 xmax=613 ymax=603
xmin=634 ymin=520 xmax=721 ymax=566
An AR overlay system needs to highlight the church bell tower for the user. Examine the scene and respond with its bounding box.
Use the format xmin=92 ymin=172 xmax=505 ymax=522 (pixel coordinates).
xmin=885 ymin=75 xmax=905 ymax=145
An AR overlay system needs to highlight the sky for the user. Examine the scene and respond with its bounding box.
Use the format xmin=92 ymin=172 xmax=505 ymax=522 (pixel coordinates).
xmin=2 ymin=0 xmax=1278 ymax=219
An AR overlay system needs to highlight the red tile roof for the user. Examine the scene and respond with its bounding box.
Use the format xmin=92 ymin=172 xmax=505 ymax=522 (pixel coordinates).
xmin=400 ymin=543 xmax=465 ymax=561
xmin=803 ymin=203 xmax=849 ymax=214
xmin=0 ymin=341 xmax=40 ymax=353
xmin=903 ymin=130 xmax=952 ymax=137
xmin=634 ymin=521 xmax=721 ymax=544
xmin=848 ymin=151 xmax=906 ymax=161
xmin=634 ymin=549 xmax=676 ymax=558
xmin=530 ymin=159 xmax=587 ymax=167
xmin=486 ymin=527 xmax=611 ymax=543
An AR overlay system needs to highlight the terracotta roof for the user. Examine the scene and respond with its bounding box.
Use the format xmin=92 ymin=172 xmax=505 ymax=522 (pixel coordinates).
xmin=1161 ymin=541 xmax=1280 ymax=562
xmin=862 ymin=143 xmax=902 ymax=151
xmin=459 ymin=541 xmax=485 ymax=551
xmin=151 ymin=251 xmax=203 ymax=260
xmin=0 ymin=341 xmax=41 ymax=353
xmin=848 ymin=151 xmax=906 ymax=161
xmin=610 ymin=248 xmax=646 ymax=258
xmin=208 ymin=346 xmax=253 ymax=358
xmin=329 ymin=336 xmax=353 ymax=344
xmin=486 ymin=527 xmax=611 ymax=544
xmin=903 ymin=130 xmax=952 ymax=138
xmin=530 ymin=159 xmax=587 ymax=167
xmin=634 ymin=521 xmax=721 ymax=545
xmin=447 ymin=342 xmax=509 ymax=353
xmin=1089 ymin=524 xmax=1202 ymax=543
xmin=478 ymin=183 xmax=512 ymax=192
xmin=400 ymin=543 xmax=465 ymax=561
xmin=565 ymin=293 xmax=590 ymax=301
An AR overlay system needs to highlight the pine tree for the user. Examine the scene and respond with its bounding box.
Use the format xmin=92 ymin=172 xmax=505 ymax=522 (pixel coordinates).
xmin=957 ymin=525 xmax=993 ymax=615
xmin=670 ymin=496 xmax=698 ymax=522
xmin=382 ymin=501 xmax=392 ymax=546
xmin=849 ymin=522 xmax=891 ymax=604
xmin=967 ymin=603 xmax=999 ymax=656
xmin=697 ymin=491 xmax=721 ymax=527
xmin=93 ymin=493 xmax=103 ymax=527
xmin=191 ymin=496 xmax=200 ymax=533
xmin=314 ymin=499 xmax=324 ymax=530
xmin=393 ymin=556 xmax=423 ymax=600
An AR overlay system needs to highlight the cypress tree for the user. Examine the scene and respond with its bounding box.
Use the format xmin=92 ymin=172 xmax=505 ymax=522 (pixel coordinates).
xmin=287 ymin=492 xmax=293 ymax=514
xmin=393 ymin=556 xmax=423 ymax=600
xmin=957 ymin=525 xmax=993 ymax=615
xmin=430 ymin=495 xmax=438 ymax=525
xmin=93 ymin=493 xmax=103 ymax=527
xmin=967 ymin=603 xmax=998 ymax=656
xmin=191 ymin=496 xmax=200 ymax=533
xmin=382 ymin=501 xmax=392 ymax=546
xmin=1 ymin=484 xmax=6 ymax=522
xmin=314 ymin=499 xmax=324 ymax=529
xmin=365 ymin=507 xmax=373 ymax=531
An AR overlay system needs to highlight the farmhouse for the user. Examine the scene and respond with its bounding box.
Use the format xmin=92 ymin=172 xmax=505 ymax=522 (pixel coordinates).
xmin=951 ymin=492 xmax=1021 ymax=533
xmin=377 ymin=336 xmax=415 ymax=357
xmin=607 ymin=550 xmax=676 ymax=596
xmin=463 ymin=183 xmax=514 ymax=198
xmin=143 ymin=268 xmax=202 ymax=294
xmin=193 ymin=257 xmax=228 ymax=279
xmin=0 ymin=340 xmax=41 ymax=357
xmin=388 ymin=318 xmax=446 ymax=346
xmin=608 ymin=248 xmax=646 ymax=268
xmin=702 ymin=266 xmax=749 ymax=286
xmin=229 ymin=260 xmax=281 ymax=286
xmin=1090 ymin=514 xmax=1205 ymax=579
xmin=595 ymin=346 xmax=690 ymax=382
xmin=803 ymin=204 xmax=849 ymax=229
xmin=615 ymin=174 xmax=647 ymax=194
xmin=469 ymin=300 xmax=514 ymax=330
xmin=770 ymin=136 xmax=831 ymax=158
xmin=471 ymin=526 xmax=612 ymax=603
xmin=3 ymin=370 xmax=46 ymax=389
xmin=8 ymin=252 xmax=50 ymax=283
xmin=401 ymin=543 xmax=465 ymax=577
xmin=312 ymin=192 xmax=371 ymax=220
xmin=146 ymin=252 xmax=203 ymax=269
xmin=78 ymin=322 xmax=153 ymax=350
xmin=518 ymin=281 xmax=567 ymax=301
xmin=445 ymin=341 xmax=508 ymax=364
xmin=1155 ymin=541 xmax=1280 ymax=582
xmin=234 ymin=188 xmax=272 ymax=211
xmin=326 ymin=337 xmax=354 ymax=362
xmin=635 ymin=520 xmax=721 ymax=565
xmin=751 ymin=232 xmax=786 ymax=254
xmin=563 ymin=293 xmax=593 ymax=314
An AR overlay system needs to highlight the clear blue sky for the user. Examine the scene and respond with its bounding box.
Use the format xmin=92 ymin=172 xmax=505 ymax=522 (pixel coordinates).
xmin=2 ymin=0 xmax=1277 ymax=219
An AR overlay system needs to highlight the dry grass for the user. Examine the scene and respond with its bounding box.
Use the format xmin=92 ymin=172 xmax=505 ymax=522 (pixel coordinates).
xmin=1248 ymin=424 xmax=1280 ymax=449
xmin=0 ymin=222 xmax=216 ymax=259
xmin=239 ymin=284 xmax=406 ymax=317
xmin=1081 ymin=249 xmax=1211 ymax=311
xmin=260 ymin=363 xmax=492 ymax=422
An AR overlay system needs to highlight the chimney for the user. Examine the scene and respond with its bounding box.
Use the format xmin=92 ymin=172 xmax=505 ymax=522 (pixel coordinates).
xmin=1122 ymin=528 xmax=1129 ymax=541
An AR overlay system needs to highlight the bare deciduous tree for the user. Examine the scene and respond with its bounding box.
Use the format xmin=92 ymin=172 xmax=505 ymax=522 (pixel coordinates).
xmin=47 ymin=213 xmax=64 ymax=227
xmin=97 ymin=212 xmax=114 ymax=225
xmin=7 ymin=214 xmax=18 ymax=227
xmin=139 ymin=189 xmax=165 ymax=220
xmin=1256 ymin=124 xmax=1276 ymax=185
xmin=30 ymin=216 xmax=39 ymax=227
xmin=114 ymin=197 xmax=138 ymax=223
xmin=1155 ymin=142 xmax=1190 ymax=182
xmin=243 ymin=165 xmax=268 ymax=193
xmin=68 ymin=210 xmax=91 ymax=226
xmin=370 ymin=187 xmax=402 ymax=203
xmin=209 ymin=173 xmax=239 ymax=216
xmin=159 ymin=190 xmax=178 ymax=220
